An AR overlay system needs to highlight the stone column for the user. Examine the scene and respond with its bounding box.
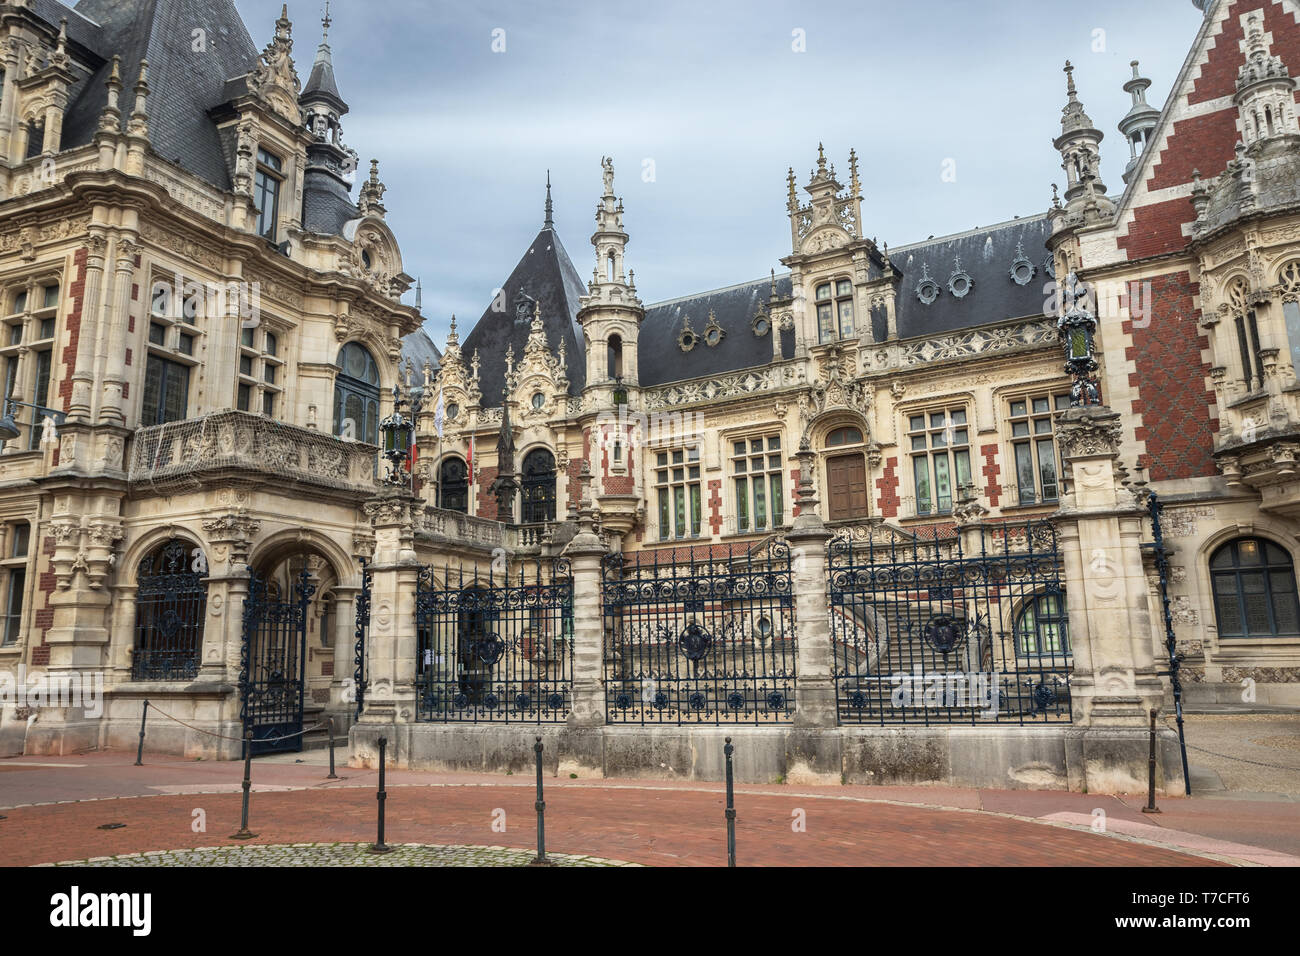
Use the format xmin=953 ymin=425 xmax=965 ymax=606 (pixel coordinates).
xmin=99 ymin=237 xmax=139 ymax=425
xmin=1053 ymin=406 xmax=1172 ymax=792
xmin=788 ymin=442 xmax=835 ymax=728
xmin=563 ymin=463 xmax=606 ymax=731
xmin=784 ymin=442 xmax=839 ymax=783
xmin=357 ymin=489 xmax=421 ymax=730
xmin=328 ymin=586 xmax=359 ymax=718
xmin=202 ymin=511 xmax=261 ymax=684
xmin=68 ymin=231 xmax=108 ymax=422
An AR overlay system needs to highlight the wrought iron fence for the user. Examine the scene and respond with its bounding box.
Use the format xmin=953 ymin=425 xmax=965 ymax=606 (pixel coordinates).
xmin=601 ymin=539 xmax=796 ymax=725
xmin=354 ymin=558 xmax=371 ymax=718
xmin=828 ymin=520 xmax=1071 ymax=725
xmin=415 ymin=557 xmax=573 ymax=722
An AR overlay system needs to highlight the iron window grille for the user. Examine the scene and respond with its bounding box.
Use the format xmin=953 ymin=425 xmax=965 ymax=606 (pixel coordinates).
xmin=132 ymin=538 xmax=207 ymax=681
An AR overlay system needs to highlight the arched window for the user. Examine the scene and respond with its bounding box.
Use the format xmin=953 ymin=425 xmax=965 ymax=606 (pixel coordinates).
xmin=333 ymin=343 xmax=380 ymax=445
xmin=1226 ymin=278 xmax=1264 ymax=390
xmin=825 ymin=426 xmax=863 ymax=447
xmin=1014 ymin=592 xmax=1070 ymax=657
xmin=439 ymin=456 xmax=469 ymax=514
xmin=1210 ymin=537 xmax=1300 ymax=638
xmin=521 ymin=448 xmax=557 ymax=524
xmin=132 ymin=538 xmax=208 ymax=680
xmin=607 ymin=334 xmax=623 ymax=380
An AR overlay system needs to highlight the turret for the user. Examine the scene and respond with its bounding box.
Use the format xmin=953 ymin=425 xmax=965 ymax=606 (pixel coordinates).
xmin=1054 ymin=61 xmax=1115 ymax=223
xmin=1119 ymin=60 xmax=1160 ymax=184
xmin=1235 ymin=12 xmax=1300 ymax=157
xmin=576 ymin=157 xmax=644 ymax=397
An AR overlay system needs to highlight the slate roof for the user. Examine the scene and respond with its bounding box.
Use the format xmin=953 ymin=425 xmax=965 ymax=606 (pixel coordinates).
xmin=888 ymin=213 xmax=1055 ymax=339
xmin=62 ymin=0 xmax=260 ymax=192
xmin=461 ymin=224 xmax=588 ymax=403
xmin=401 ymin=326 xmax=442 ymax=375
xmin=640 ymin=275 xmax=793 ymax=387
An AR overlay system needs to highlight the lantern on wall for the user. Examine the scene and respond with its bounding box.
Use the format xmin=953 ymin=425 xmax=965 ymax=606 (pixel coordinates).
xmin=1058 ymin=272 xmax=1102 ymax=406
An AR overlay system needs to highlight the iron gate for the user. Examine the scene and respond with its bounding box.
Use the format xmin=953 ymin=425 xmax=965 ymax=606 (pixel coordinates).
xmin=601 ymin=539 xmax=796 ymax=725
xmin=828 ymin=520 xmax=1071 ymax=725
xmin=240 ymin=567 xmax=316 ymax=754
xmin=131 ymin=538 xmax=206 ymax=681
xmin=354 ymin=558 xmax=371 ymax=718
xmin=415 ymin=557 xmax=573 ymax=722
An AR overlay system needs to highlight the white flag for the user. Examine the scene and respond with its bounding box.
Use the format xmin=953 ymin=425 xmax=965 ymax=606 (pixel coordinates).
xmin=433 ymin=388 xmax=445 ymax=439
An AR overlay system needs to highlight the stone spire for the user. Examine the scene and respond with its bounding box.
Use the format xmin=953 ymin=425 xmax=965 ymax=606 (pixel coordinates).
xmin=544 ymin=170 xmax=554 ymax=229
xmin=1119 ymin=60 xmax=1160 ymax=184
xmin=1054 ymin=61 xmax=1112 ymax=221
xmin=587 ymin=156 xmax=633 ymax=294
xmin=97 ymin=56 xmax=123 ymax=135
xmin=300 ymin=0 xmax=357 ymax=195
xmin=357 ymin=159 xmax=387 ymax=217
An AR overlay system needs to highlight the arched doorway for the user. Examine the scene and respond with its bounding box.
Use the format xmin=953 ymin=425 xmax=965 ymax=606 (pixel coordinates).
xmin=132 ymin=538 xmax=208 ymax=681
xmin=823 ymin=425 xmax=868 ymax=522
xmin=333 ymin=342 xmax=381 ymax=445
xmin=243 ymin=547 xmax=342 ymax=754
xmin=521 ymin=448 xmax=557 ymax=524
xmin=439 ymin=455 xmax=469 ymax=513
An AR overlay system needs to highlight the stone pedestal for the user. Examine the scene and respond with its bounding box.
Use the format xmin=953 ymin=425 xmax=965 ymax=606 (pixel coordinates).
xmin=1053 ymin=406 xmax=1171 ymax=792
xmin=564 ymin=467 xmax=607 ymax=732
xmin=357 ymin=489 xmax=422 ymax=734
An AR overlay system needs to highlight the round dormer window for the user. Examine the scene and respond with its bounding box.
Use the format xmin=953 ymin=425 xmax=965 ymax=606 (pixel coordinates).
xmin=916 ymin=278 xmax=940 ymax=305
xmin=531 ymin=392 xmax=546 ymax=410
xmin=446 ymin=402 xmax=459 ymax=421
xmin=753 ymin=315 xmax=770 ymax=337
xmin=705 ymin=326 xmax=722 ymax=346
xmin=679 ymin=329 xmax=696 ymax=351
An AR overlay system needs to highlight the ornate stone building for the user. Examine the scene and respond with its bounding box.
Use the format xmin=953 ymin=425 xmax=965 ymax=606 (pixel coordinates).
xmin=426 ymin=0 xmax=1300 ymax=713
xmin=1 ymin=0 xmax=1297 ymax=768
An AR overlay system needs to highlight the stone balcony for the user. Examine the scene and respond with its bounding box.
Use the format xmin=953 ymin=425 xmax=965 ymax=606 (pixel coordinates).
xmin=128 ymin=411 xmax=379 ymax=497
xmin=1212 ymin=372 xmax=1300 ymax=517
xmin=416 ymin=506 xmax=507 ymax=553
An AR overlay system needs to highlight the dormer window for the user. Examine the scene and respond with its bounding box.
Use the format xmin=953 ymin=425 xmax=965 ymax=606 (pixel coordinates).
xmin=816 ymin=279 xmax=855 ymax=343
xmin=254 ymin=148 xmax=284 ymax=241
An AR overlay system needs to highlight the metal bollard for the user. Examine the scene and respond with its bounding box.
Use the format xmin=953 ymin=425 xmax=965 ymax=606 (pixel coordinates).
xmin=530 ymin=736 xmax=550 ymax=866
xmin=1142 ymin=709 xmax=1161 ymax=814
xmin=134 ymin=700 xmax=149 ymax=767
xmin=326 ymin=716 xmax=338 ymax=779
xmin=370 ymin=736 xmax=391 ymax=853
xmin=724 ymin=736 xmax=736 ymax=868
xmin=230 ymin=731 xmax=257 ymax=839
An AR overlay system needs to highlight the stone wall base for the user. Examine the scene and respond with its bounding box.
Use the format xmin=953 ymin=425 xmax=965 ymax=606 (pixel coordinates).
xmin=350 ymin=723 xmax=1188 ymax=796
xmin=1183 ymin=681 xmax=1300 ymax=707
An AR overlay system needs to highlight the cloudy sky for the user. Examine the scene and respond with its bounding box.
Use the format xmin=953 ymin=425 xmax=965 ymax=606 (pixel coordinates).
xmin=235 ymin=0 xmax=1210 ymax=345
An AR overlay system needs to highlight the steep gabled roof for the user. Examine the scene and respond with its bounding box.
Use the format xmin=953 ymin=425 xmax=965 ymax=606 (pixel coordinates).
xmin=461 ymin=225 xmax=587 ymax=404
xmin=63 ymin=0 xmax=259 ymax=190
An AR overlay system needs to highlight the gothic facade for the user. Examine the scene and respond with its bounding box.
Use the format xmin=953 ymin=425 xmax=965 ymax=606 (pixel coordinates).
xmin=1 ymin=0 xmax=1299 ymax=761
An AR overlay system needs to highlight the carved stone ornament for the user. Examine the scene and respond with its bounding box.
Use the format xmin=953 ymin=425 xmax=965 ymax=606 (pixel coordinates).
xmin=1054 ymin=405 xmax=1123 ymax=460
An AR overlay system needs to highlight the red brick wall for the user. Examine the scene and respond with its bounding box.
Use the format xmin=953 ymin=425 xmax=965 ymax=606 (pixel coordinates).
xmin=29 ymin=534 xmax=56 ymax=665
xmin=1123 ymin=271 xmax=1218 ymax=480
xmin=476 ymin=465 xmax=499 ymax=521
xmin=1121 ymin=0 xmax=1300 ymax=261
xmin=57 ymin=248 xmax=88 ymax=413
xmin=980 ymin=443 xmax=1001 ymax=508
xmin=789 ymin=467 xmax=801 ymax=517
xmin=707 ymin=478 xmax=722 ymax=534
xmin=875 ymin=456 xmax=900 ymax=518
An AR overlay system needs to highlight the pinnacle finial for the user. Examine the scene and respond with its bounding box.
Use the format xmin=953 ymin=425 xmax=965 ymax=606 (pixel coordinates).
xmin=414 ymin=277 xmax=422 ymax=310
xmin=322 ymin=0 xmax=332 ymax=38
xmin=1064 ymin=59 xmax=1076 ymax=95
xmin=544 ymin=169 xmax=554 ymax=228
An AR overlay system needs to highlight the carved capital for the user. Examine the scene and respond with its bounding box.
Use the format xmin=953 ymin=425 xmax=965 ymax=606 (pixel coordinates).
xmin=1055 ymin=405 xmax=1124 ymax=461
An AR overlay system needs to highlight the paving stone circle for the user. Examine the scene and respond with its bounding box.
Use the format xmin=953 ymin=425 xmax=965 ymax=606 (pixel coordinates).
xmin=45 ymin=842 xmax=639 ymax=867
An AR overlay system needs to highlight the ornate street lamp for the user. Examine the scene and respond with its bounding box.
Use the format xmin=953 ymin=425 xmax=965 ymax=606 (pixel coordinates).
xmin=1059 ymin=272 xmax=1102 ymax=406
xmin=0 ymin=399 xmax=66 ymax=445
xmin=378 ymin=382 xmax=424 ymax=488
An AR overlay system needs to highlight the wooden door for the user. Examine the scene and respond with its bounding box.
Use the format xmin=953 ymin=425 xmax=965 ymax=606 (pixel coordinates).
xmin=827 ymin=454 xmax=868 ymax=521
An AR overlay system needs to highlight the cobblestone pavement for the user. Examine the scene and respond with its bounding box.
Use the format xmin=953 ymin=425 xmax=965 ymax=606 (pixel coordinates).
xmin=1182 ymin=714 xmax=1300 ymax=795
xmin=43 ymin=843 xmax=636 ymax=867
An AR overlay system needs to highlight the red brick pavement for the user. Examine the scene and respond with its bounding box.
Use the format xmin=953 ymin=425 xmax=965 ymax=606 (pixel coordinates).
xmin=0 ymin=782 xmax=1220 ymax=867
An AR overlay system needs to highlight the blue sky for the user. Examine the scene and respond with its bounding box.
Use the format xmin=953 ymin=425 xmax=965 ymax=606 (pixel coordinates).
xmin=235 ymin=0 xmax=1210 ymax=345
